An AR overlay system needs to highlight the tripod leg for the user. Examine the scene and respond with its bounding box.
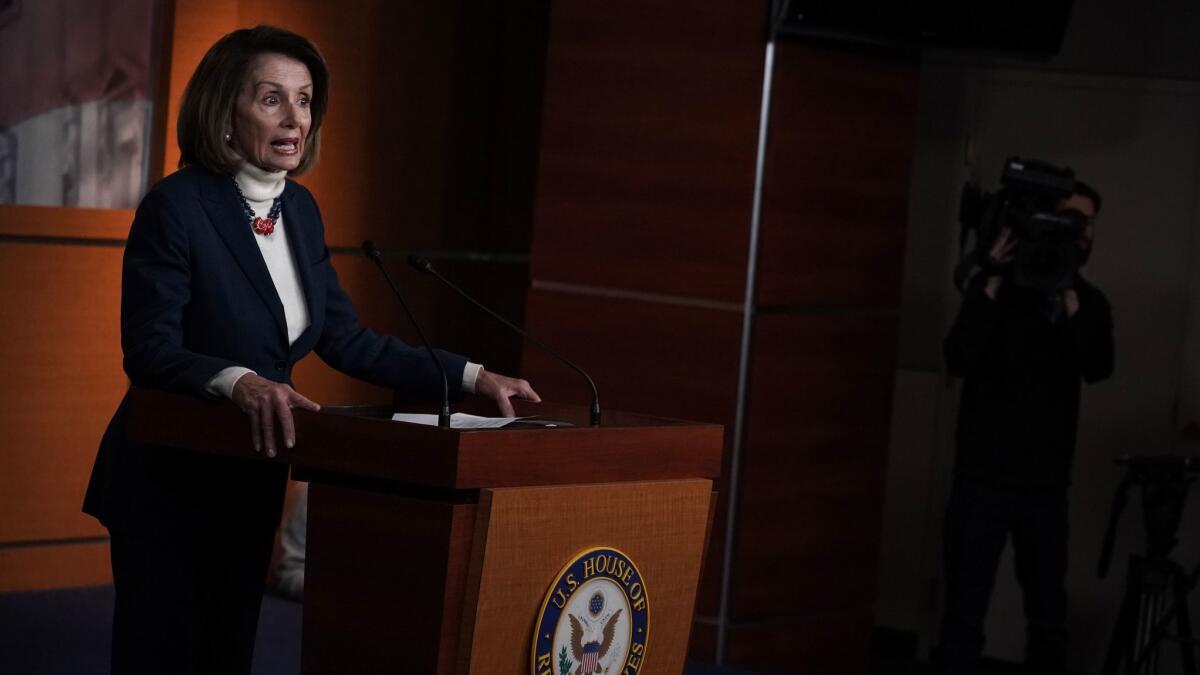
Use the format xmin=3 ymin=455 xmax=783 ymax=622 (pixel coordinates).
xmin=1104 ymin=557 xmax=1143 ymax=675
xmin=1173 ymin=564 xmax=1196 ymax=675
xmin=1149 ymin=593 xmax=1162 ymax=675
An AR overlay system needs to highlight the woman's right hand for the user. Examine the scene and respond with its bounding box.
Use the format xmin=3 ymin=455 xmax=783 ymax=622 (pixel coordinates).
xmin=231 ymin=373 xmax=321 ymax=457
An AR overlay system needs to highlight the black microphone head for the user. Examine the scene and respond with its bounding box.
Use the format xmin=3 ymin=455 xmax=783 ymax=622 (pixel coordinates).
xmin=361 ymin=240 xmax=382 ymax=262
xmin=407 ymin=253 xmax=435 ymax=274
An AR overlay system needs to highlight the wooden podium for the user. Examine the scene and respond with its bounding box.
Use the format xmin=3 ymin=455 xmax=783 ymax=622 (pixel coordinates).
xmin=127 ymin=387 xmax=722 ymax=675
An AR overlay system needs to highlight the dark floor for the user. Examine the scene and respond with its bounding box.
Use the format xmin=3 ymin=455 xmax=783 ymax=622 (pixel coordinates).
xmin=0 ymin=584 xmax=1000 ymax=674
xmin=0 ymin=585 xmax=302 ymax=675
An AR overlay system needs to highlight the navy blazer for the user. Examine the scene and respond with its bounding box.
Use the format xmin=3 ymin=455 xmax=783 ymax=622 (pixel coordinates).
xmin=84 ymin=165 xmax=467 ymax=536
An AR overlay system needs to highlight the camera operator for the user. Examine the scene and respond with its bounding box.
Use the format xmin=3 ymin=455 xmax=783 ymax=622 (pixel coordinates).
xmin=938 ymin=180 xmax=1114 ymax=675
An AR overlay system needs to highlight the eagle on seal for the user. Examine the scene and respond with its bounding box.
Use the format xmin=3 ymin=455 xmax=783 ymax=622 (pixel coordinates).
xmin=568 ymin=608 xmax=623 ymax=674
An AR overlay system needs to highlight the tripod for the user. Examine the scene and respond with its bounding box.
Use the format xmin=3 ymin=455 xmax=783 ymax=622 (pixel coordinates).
xmin=1099 ymin=456 xmax=1200 ymax=675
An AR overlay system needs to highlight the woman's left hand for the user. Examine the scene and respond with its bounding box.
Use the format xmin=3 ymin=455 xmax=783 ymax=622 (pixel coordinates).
xmin=475 ymin=369 xmax=541 ymax=417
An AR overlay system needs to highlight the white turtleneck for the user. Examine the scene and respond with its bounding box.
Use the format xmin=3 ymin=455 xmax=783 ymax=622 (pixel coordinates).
xmin=205 ymin=163 xmax=480 ymax=398
xmin=238 ymin=162 xmax=312 ymax=344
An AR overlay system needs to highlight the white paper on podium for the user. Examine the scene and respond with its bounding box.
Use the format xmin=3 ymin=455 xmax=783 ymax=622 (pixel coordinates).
xmin=390 ymin=412 xmax=530 ymax=429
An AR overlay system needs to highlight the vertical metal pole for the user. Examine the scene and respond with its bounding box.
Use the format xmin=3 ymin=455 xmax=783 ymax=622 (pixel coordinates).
xmin=715 ymin=28 xmax=777 ymax=666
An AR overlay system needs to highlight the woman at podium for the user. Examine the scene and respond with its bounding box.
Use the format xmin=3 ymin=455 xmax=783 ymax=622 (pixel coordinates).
xmin=82 ymin=25 xmax=538 ymax=674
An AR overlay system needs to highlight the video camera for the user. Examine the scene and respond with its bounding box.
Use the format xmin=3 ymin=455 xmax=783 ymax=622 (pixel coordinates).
xmin=955 ymin=157 xmax=1091 ymax=294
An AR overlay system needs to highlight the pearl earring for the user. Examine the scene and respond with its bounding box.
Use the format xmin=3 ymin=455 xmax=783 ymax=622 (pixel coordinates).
xmin=224 ymin=132 xmax=232 ymax=143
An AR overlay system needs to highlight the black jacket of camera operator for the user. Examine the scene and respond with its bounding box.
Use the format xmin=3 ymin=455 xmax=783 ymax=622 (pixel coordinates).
xmin=944 ymin=276 xmax=1114 ymax=492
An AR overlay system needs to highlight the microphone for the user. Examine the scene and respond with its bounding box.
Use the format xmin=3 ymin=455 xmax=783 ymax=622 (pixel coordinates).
xmin=407 ymin=253 xmax=602 ymax=426
xmin=361 ymin=241 xmax=451 ymax=429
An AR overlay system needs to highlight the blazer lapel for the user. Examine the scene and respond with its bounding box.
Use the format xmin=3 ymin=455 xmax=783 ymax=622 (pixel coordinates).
xmin=199 ymin=172 xmax=289 ymax=342
xmin=280 ymin=183 xmax=319 ymax=352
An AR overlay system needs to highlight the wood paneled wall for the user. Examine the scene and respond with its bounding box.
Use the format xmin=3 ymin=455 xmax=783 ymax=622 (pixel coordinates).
xmin=4 ymin=3 xmax=916 ymax=671
xmin=0 ymin=239 xmax=126 ymax=590
xmin=524 ymin=4 xmax=918 ymax=671
xmin=522 ymin=2 xmax=766 ymax=651
xmin=723 ymin=44 xmax=918 ymax=672
xmin=0 ymin=0 xmax=546 ymax=591
xmin=530 ymin=6 xmax=763 ymax=303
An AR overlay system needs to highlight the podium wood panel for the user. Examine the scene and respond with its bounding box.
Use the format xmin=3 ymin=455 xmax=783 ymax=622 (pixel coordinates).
xmin=125 ymin=389 xmax=722 ymax=672
xmin=302 ymin=484 xmax=478 ymax=675
xmin=128 ymin=389 xmax=723 ymax=490
xmin=460 ymin=479 xmax=713 ymax=675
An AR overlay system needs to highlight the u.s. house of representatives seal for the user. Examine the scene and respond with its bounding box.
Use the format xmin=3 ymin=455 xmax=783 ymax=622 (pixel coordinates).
xmin=531 ymin=547 xmax=649 ymax=675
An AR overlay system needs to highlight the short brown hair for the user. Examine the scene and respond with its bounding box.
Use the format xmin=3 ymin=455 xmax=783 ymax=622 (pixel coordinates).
xmin=177 ymin=25 xmax=329 ymax=176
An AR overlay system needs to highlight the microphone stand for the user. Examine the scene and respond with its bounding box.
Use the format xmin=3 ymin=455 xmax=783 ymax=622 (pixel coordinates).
xmin=407 ymin=254 xmax=601 ymax=426
xmin=361 ymin=241 xmax=451 ymax=429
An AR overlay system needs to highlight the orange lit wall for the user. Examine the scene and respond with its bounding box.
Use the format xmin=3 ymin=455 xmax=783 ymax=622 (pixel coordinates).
xmin=0 ymin=0 xmax=543 ymax=591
